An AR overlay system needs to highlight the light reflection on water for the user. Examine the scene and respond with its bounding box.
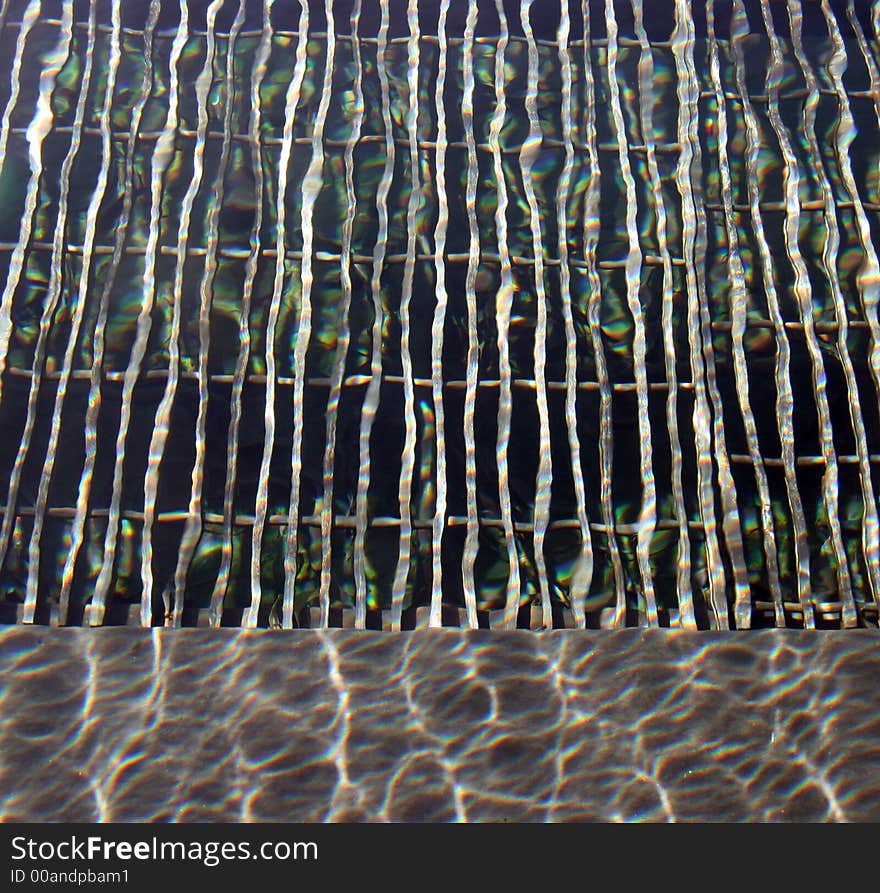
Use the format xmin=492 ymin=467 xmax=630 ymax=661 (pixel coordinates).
xmin=1 ymin=627 xmax=879 ymax=821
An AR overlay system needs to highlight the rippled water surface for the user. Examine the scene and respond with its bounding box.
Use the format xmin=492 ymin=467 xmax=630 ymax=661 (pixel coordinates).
xmin=2 ymin=0 xmax=880 ymax=827
xmin=3 ymin=627 xmax=880 ymax=821
xmin=0 ymin=0 xmax=879 ymax=632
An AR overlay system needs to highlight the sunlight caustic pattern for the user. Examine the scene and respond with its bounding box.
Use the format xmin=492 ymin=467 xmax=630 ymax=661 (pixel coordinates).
xmin=0 ymin=0 xmax=879 ymax=631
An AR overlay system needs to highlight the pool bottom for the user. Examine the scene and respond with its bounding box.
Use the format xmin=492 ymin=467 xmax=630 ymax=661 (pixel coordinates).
xmin=1 ymin=628 xmax=877 ymax=822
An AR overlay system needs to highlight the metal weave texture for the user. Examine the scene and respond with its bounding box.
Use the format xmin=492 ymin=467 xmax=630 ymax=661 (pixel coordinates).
xmin=0 ymin=0 xmax=879 ymax=630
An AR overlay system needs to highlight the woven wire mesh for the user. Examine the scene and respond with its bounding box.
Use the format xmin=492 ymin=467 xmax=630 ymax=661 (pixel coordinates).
xmin=0 ymin=0 xmax=878 ymax=630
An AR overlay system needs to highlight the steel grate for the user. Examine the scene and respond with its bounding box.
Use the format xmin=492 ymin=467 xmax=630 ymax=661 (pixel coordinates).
xmin=0 ymin=0 xmax=878 ymax=631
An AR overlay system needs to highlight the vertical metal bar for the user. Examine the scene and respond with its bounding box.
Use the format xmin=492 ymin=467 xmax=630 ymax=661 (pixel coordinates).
xmin=320 ymin=0 xmax=364 ymax=627
xmin=490 ymin=0 xmax=522 ymax=630
xmin=36 ymin=0 xmax=122 ymax=625
xmin=583 ymin=0 xmax=627 ymax=626
xmin=354 ymin=1 xmax=395 ymax=630
xmin=633 ymin=0 xmax=695 ymax=627
xmin=0 ymin=1 xmax=12 ymax=40
xmin=558 ymin=0 xmax=593 ymax=629
xmin=695 ymin=6 xmax=751 ymax=631
xmin=730 ymin=0 xmax=815 ymax=624
xmin=519 ymin=0 xmax=555 ymax=628
xmin=0 ymin=0 xmax=39 ymax=182
xmin=675 ymin=0 xmax=736 ymax=629
xmin=281 ymin=0 xmax=335 ymax=629
xmin=245 ymin=0 xmax=309 ymax=629
xmin=818 ymin=0 xmax=880 ymax=611
xmin=389 ymin=0 xmax=421 ymax=630
xmin=141 ymin=0 xmax=224 ymax=627
xmin=706 ymin=1 xmax=786 ymax=627
xmin=762 ymin=0 xmax=854 ymax=626
xmin=21 ymin=0 xmax=95 ymax=624
xmin=210 ymin=0 xmax=273 ymax=626
xmin=169 ymin=0 xmax=245 ymax=627
xmin=460 ymin=0 xmax=483 ymax=629
xmin=849 ymin=2 xmax=880 ymax=128
xmin=90 ymin=0 xmax=189 ymax=626
xmin=0 ymin=1 xmax=73 ymax=575
xmin=59 ymin=0 xmax=160 ymax=626
xmin=431 ymin=0 xmax=456 ymax=627
xmin=604 ymin=0 xmax=658 ymax=625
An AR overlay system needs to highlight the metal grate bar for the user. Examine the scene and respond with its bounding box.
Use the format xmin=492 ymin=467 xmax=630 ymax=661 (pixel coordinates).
xmin=458 ymin=0 xmax=480 ymax=630
xmin=5 ymin=364 xmax=877 ymax=387
xmin=280 ymin=0 xmax=334 ymax=630
xmin=57 ymin=0 xmax=159 ymax=626
xmin=37 ymin=17 xmax=679 ymax=46
xmin=583 ymin=0 xmax=627 ymax=626
xmin=709 ymin=1 xmax=784 ymax=627
xmin=89 ymin=0 xmax=182 ymax=626
xmin=820 ymin=0 xmax=880 ymax=614
xmin=0 ymin=0 xmax=58 ymax=569
xmin=521 ymin=0 xmax=554 ymax=630
xmin=22 ymin=123 xmax=880 ymax=154
xmin=140 ymin=0 xmax=222 ymax=628
xmin=606 ymin=0 xmax=659 ymax=624
xmin=167 ymin=0 xmax=243 ymax=628
xmin=246 ymin=0 xmax=310 ymax=629
xmin=1 ymin=0 xmax=879 ymax=630
xmin=763 ymin=0 xmax=854 ymax=627
xmin=558 ymin=0 xmax=592 ymax=630
xmin=676 ymin=0 xmax=734 ymax=629
xmin=634 ymin=0 xmax=695 ymax=627
xmin=319 ymin=0 xmax=363 ymax=630
xmin=7 ymin=503 xmax=880 ymax=534
xmin=7 ymin=237 xmax=880 ymax=267
xmin=0 ymin=242 xmax=705 ymax=273
xmin=731 ymin=0 xmax=816 ymax=625
xmin=33 ymin=0 xmax=122 ymax=627
xmin=841 ymin=0 xmax=880 ymax=610
xmin=389 ymin=0 xmax=420 ymax=631
xmin=489 ymin=0 xmax=521 ymax=631
xmin=789 ymin=1 xmax=874 ymax=526
xmin=0 ymin=0 xmax=36 ymax=205
xmin=353 ymin=0 xmax=393 ymax=630
xmin=21 ymin=0 xmax=92 ymax=626
xmin=210 ymin=0 xmax=270 ymax=626
xmin=24 ymin=10 xmax=880 ymax=67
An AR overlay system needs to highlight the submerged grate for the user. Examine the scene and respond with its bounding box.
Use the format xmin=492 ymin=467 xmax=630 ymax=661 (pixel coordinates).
xmin=0 ymin=0 xmax=878 ymax=630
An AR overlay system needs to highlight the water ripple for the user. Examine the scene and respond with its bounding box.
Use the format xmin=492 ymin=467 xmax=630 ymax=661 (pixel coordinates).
xmin=2 ymin=627 xmax=879 ymax=821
